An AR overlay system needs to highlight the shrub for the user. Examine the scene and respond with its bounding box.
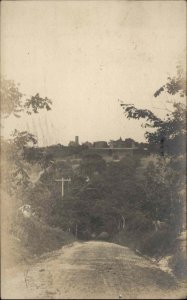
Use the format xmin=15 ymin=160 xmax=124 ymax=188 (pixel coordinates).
xmin=170 ymin=251 xmax=187 ymax=279
xmin=12 ymin=215 xmax=74 ymax=255
xmin=139 ymin=229 xmax=177 ymax=257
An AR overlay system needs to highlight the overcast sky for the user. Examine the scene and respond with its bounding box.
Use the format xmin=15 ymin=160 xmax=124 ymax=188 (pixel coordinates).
xmin=1 ymin=1 xmax=186 ymax=146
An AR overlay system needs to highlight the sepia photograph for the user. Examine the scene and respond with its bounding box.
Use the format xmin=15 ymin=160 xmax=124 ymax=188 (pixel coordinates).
xmin=1 ymin=0 xmax=186 ymax=299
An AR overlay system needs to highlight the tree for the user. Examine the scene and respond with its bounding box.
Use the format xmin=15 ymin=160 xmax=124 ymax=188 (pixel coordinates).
xmin=119 ymin=67 xmax=186 ymax=217
xmin=1 ymin=77 xmax=52 ymax=118
xmin=142 ymin=157 xmax=183 ymax=229
xmin=1 ymin=78 xmax=53 ymax=214
xmin=24 ymin=93 xmax=52 ymax=115
xmin=1 ymin=78 xmax=23 ymax=118
xmin=79 ymin=154 xmax=106 ymax=177
xmin=117 ymin=67 xmax=186 ymax=257
xmin=120 ymin=66 xmax=186 ymax=156
xmin=60 ymin=155 xmax=144 ymax=238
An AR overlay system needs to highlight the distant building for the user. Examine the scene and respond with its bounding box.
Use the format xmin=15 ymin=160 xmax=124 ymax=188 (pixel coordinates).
xmin=75 ymin=136 xmax=79 ymax=146
xmin=68 ymin=136 xmax=80 ymax=147
xmin=123 ymin=138 xmax=136 ymax=148
xmin=109 ymin=137 xmax=136 ymax=148
xmin=68 ymin=141 xmax=75 ymax=147
xmin=109 ymin=137 xmax=124 ymax=148
xmin=82 ymin=141 xmax=93 ymax=149
xmin=93 ymin=141 xmax=108 ymax=148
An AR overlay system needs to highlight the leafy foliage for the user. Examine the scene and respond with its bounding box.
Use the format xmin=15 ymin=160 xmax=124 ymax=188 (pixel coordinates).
xmin=1 ymin=77 xmax=23 ymax=118
xmin=1 ymin=77 xmax=55 ymax=257
xmin=58 ymin=155 xmax=144 ymax=238
xmin=154 ymin=65 xmax=186 ymax=98
xmin=24 ymin=93 xmax=52 ymax=115
xmin=1 ymin=78 xmax=52 ymax=118
xmin=11 ymin=130 xmax=37 ymax=149
xmin=120 ymin=67 xmax=186 ymax=156
xmin=117 ymin=67 xmax=186 ymax=259
xmin=79 ymin=154 xmax=106 ymax=177
xmin=120 ymin=104 xmax=162 ymax=127
xmin=142 ymin=157 xmax=184 ymax=229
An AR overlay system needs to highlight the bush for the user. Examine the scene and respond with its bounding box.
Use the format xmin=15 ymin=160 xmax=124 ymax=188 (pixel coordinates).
xmin=169 ymin=231 xmax=187 ymax=279
xmin=12 ymin=215 xmax=75 ymax=255
xmin=111 ymin=228 xmax=178 ymax=259
xmin=139 ymin=229 xmax=177 ymax=257
xmin=170 ymin=251 xmax=187 ymax=279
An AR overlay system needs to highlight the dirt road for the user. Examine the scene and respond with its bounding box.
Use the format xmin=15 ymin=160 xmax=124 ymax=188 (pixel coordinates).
xmin=2 ymin=241 xmax=186 ymax=299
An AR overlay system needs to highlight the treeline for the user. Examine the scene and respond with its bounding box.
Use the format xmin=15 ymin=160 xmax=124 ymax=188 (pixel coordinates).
xmin=23 ymin=140 xmax=151 ymax=163
xmin=28 ymin=151 xmax=184 ymax=257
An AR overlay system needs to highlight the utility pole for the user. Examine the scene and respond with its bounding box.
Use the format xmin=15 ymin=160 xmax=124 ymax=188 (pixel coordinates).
xmin=55 ymin=177 xmax=71 ymax=198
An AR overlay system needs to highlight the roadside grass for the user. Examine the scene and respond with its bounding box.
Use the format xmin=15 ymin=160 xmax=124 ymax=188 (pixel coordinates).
xmin=2 ymin=215 xmax=75 ymax=269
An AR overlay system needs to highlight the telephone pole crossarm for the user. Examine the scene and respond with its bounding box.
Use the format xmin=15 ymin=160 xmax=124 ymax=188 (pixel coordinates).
xmin=54 ymin=177 xmax=71 ymax=197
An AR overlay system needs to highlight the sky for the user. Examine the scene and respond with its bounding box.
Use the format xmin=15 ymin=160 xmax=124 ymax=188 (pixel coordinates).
xmin=1 ymin=0 xmax=186 ymax=146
